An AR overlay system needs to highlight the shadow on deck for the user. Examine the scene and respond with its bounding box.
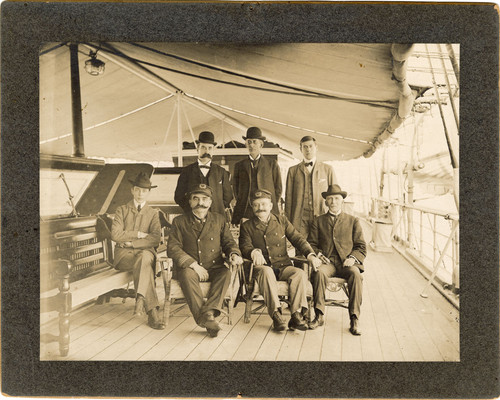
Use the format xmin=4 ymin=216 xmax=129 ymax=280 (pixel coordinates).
xmin=40 ymin=222 xmax=459 ymax=362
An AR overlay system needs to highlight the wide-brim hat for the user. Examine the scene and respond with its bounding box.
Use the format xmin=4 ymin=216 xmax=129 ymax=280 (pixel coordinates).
xmin=242 ymin=126 xmax=266 ymax=142
xmin=321 ymin=184 xmax=347 ymax=199
xmin=188 ymin=183 xmax=213 ymax=198
xmin=195 ymin=131 xmax=217 ymax=146
xmin=129 ymin=172 xmax=157 ymax=189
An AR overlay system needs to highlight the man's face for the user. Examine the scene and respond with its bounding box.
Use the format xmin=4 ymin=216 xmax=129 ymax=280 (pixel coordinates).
xmin=252 ymin=198 xmax=273 ymax=220
xmin=189 ymin=193 xmax=212 ymax=212
xmin=300 ymin=140 xmax=317 ymax=161
xmin=325 ymin=194 xmax=344 ymax=213
xmin=245 ymin=139 xmax=263 ymax=155
xmin=131 ymin=186 xmax=151 ymax=204
xmin=198 ymin=143 xmax=214 ymax=160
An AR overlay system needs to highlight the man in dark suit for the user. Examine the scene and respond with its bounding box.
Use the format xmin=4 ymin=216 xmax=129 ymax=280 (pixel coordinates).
xmin=174 ymin=131 xmax=233 ymax=216
xmin=168 ymin=184 xmax=243 ymax=337
xmin=231 ymin=127 xmax=282 ymax=224
xmin=239 ymin=189 xmax=322 ymax=332
xmin=285 ymin=136 xmax=337 ymax=238
xmin=307 ymin=184 xmax=367 ymax=335
xmin=111 ymin=172 xmax=165 ymax=330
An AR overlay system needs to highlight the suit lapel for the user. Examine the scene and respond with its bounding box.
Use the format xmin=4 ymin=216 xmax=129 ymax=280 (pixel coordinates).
xmin=199 ymin=212 xmax=213 ymax=239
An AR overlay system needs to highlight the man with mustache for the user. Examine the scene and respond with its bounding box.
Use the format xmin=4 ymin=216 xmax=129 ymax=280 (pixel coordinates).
xmin=231 ymin=127 xmax=282 ymax=224
xmin=174 ymin=131 xmax=233 ymax=216
xmin=168 ymin=184 xmax=243 ymax=337
xmin=239 ymin=189 xmax=322 ymax=331
xmin=111 ymin=172 xmax=165 ymax=330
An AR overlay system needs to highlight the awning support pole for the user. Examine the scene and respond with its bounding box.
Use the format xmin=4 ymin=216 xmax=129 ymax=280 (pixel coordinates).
xmin=69 ymin=43 xmax=85 ymax=157
xmin=177 ymin=93 xmax=183 ymax=167
xmin=438 ymin=44 xmax=459 ymax=130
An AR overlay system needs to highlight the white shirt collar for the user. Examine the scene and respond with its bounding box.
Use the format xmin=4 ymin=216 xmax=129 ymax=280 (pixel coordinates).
xmin=198 ymin=159 xmax=211 ymax=167
xmin=249 ymin=154 xmax=261 ymax=161
xmin=304 ymin=157 xmax=316 ymax=166
xmin=133 ymin=200 xmax=146 ymax=210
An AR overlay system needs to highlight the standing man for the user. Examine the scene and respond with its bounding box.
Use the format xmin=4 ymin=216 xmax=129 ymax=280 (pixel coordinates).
xmin=111 ymin=172 xmax=165 ymax=330
xmin=285 ymin=136 xmax=337 ymax=239
xmin=307 ymin=184 xmax=366 ymax=335
xmin=231 ymin=127 xmax=282 ymax=224
xmin=239 ymin=189 xmax=322 ymax=332
xmin=168 ymin=184 xmax=243 ymax=337
xmin=175 ymin=131 xmax=233 ymax=216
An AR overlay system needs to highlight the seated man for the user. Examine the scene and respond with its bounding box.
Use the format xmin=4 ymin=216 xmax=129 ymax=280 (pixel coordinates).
xmin=307 ymin=184 xmax=367 ymax=335
xmin=167 ymin=184 xmax=243 ymax=337
xmin=239 ymin=189 xmax=322 ymax=332
xmin=111 ymin=172 xmax=164 ymax=330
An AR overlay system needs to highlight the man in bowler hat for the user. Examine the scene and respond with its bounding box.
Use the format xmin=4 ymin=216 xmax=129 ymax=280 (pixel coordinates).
xmin=239 ymin=189 xmax=322 ymax=332
xmin=285 ymin=136 xmax=337 ymax=239
xmin=168 ymin=184 xmax=243 ymax=337
xmin=231 ymin=127 xmax=282 ymax=224
xmin=174 ymin=131 xmax=233 ymax=216
xmin=307 ymin=184 xmax=366 ymax=335
xmin=111 ymin=172 xmax=165 ymax=330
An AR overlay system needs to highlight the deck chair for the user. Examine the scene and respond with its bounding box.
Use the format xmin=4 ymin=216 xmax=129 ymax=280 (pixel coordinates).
xmin=241 ymin=257 xmax=314 ymax=323
xmin=159 ymin=256 xmax=242 ymax=326
xmin=325 ymin=277 xmax=349 ymax=308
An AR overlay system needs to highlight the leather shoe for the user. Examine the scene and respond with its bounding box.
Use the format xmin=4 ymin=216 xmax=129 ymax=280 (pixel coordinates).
xmin=288 ymin=311 xmax=308 ymax=331
xmin=147 ymin=307 xmax=166 ymax=330
xmin=133 ymin=295 xmax=146 ymax=317
xmin=308 ymin=313 xmax=324 ymax=330
xmin=271 ymin=311 xmax=286 ymax=332
xmin=349 ymin=316 xmax=361 ymax=335
xmin=202 ymin=311 xmax=221 ymax=337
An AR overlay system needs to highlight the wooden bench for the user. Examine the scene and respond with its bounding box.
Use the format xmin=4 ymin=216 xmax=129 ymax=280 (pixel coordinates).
xmin=40 ymin=215 xmax=133 ymax=356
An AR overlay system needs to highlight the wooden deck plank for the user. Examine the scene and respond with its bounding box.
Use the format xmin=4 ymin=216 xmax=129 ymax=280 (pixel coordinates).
xmin=359 ymin=272 xmax=384 ymax=361
xmin=253 ymin=322 xmax=288 ymax=361
xmin=298 ymin=319 xmax=325 ymax=361
xmin=232 ymin=312 xmax=273 ymax=361
xmin=276 ymin=327 xmax=306 ymax=361
xmin=340 ymin=309 xmax=363 ymax=361
xmin=319 ymin=305 xmax=343 ymax=361
xmin=186 ymin=305 xmax=247 ymax=361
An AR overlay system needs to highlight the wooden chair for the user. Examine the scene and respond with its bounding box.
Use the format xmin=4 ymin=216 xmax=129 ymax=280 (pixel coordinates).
xmin=325 ymin=277 xmax=349 ymax=308
xmin=241 ymin=257 xmax=314 ymax=323
xmin=159 ymin=256 xmax=242 ymax=326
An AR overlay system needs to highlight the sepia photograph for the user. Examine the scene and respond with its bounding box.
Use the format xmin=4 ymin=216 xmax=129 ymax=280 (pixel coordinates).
xmin=39 ymin=42 xmax=460 ymax=362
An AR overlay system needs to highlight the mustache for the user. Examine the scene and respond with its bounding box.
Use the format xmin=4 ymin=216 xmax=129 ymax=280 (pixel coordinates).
xmin=194 ymin=205 xmax=209 ymax=209
xmin=255 ymin=209 xmax=266 ymax=213
xmin=200 ymin=153 xmax=212 ymax=159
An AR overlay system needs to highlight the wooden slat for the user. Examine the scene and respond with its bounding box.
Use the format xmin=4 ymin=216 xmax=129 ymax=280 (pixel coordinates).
xmin=72 ymin=252 xmax=105 ymax=266
xmin=232 ymin=313 xmax=272 ymax=361
xmin=319 ymin=306 xmax=343 ymax=361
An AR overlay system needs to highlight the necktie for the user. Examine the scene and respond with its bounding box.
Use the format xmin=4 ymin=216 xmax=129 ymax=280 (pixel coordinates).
xmin=199 ymin=165 xmax=210 ymax=169
xmin=305 ymin=161 xmax=313 ymax=167
xmin=137 ymin=204 xmax=141 ymax=212
xmin=251 ymin=159 xmax=258 ymax=168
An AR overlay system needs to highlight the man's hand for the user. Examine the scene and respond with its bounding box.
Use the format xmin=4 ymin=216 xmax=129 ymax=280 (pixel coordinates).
xmin=190 ymin=262 xmax=209 ymax=281
xmin=307 ymin=254 xmax=322 ymax=272
xmin=229 ymin=253 xmax=243 ymax=266
xmin=137 ymin=231 xmax=148 ymax=239
xmin=318 ymin=253 xmax=330 ymax=265
xmin=122 ymin=241 xmax=133 ymax=248
xmin=251 ymin=249 xmax=266 ymax=266
xmin=343 ymin=257 xmax=356 ymax=268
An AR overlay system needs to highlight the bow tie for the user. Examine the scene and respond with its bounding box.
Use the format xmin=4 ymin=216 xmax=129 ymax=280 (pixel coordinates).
xmin=199 ymin=165 xmax=210 ymax=169
xmin=305 ymin=162 xmax=313 ymax=167
xmin=137 ymin=205 xmax=142 ymax=212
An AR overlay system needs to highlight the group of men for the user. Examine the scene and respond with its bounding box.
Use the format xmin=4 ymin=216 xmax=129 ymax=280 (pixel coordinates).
xmin=111 ymin=127 xmax=366 ymax=338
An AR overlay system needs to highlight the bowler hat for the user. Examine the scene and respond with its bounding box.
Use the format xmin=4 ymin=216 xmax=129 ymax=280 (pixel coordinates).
xmin=188 ymin=183 xmax=213 ymax=198
xmin=196 ymin=131 xmax=217 ymax=146
xmin=242 ymin=127 xmax=266 ymax=142
xmin=251 ymin=189 xmax=272 ymax=202
xmin=321 ymin=184 xmax=347 ymax=199
xmin=129 ymin=172 xmax=157 ymax=189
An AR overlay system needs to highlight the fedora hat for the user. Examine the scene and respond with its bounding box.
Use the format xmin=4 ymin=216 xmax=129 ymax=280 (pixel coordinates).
xmin=242 ymin=126 xmax=266 ymax=142
xmin=195 ymin=131 xmax=217 ymax=146
xmin=188 ymin=183 xmax=213 ymax=198
xmin=129 ymin=172 xmax=157 ymax=189
xmin=321 ymin=184 xmax=347 ymax=199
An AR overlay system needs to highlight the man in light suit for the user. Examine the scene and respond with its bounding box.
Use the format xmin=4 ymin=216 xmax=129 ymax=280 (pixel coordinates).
xmin=168 ymin=184 xmax=243 ymax=337
xmin=111 ymin=172 xmax=165 ymax=330
xmin=307 ymin=184 xmax=366 ymax=335
xmin=231 ymin=127 xmax=282 ymax=224
xmin=174 ymin=131 xmax=233 ymax=216
xmin=285 ymin=136 xmax=337 ymax=239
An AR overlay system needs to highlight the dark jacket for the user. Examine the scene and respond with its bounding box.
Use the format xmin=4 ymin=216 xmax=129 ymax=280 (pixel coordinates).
xmin=231 ymin=156 xmax=282 ymax=224
xmin=285 ymin=161 xmax=337 ymax=229
xmin=111 ymin=201 xmax=161 ymax=265
xmin=174 ymin=162 xmax=233 ymax=216
xmin=239 ymin=213 xmax=314 ymax=269
xmin=167 ymin=211 xmax=240 ymax=271
xmin=308 ymin=212 xmax=366 ymax=272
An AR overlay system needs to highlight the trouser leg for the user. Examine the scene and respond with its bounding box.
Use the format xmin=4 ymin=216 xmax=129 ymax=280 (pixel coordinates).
xmin=311 ymin=263 xmax=336 ymax=315
xmin=177 ymin=267 xmax=205 ymax=324
xmin=337 ymin=265 xmax=363 ymax=318
xmin=254 ymin=265 xmax=280 ymax=318
xmin=115 ymin=250 xmax=159 ymax=312
xmin=201 ymin=266 xmax=232 ymax=317
xmin=279 ymin=265 xmax=308 ymax=314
